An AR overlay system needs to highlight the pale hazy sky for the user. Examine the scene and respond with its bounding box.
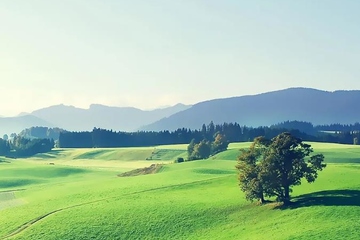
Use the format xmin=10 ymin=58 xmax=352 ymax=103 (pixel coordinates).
xmin=1 ymin=1 xmax=360 ymax=116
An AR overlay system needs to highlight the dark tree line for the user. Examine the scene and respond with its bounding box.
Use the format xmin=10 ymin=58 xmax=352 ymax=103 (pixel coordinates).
xmin=272 ymin=121 xmax=360 ymax=133
xmin=271 ymin=121 xmax=316 ymax=135
xmin=316 ymin=122 xmax=360 ymax=132
xmin=57 ymin=121 xmax=360 ymax=149
xmin=0 ymin=136 xmax=54 ymax=158
xmin=58 ymin=123 xmax=315 ymax=148
xmin=272 ymin=121 xmax=360 ymax=144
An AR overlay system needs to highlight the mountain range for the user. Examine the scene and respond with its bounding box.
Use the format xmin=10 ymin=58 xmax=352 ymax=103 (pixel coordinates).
xmin=1 ymin=87 xmax=360 ymax=136
xmin=0 ymin=103 xmax=190 ymax=136
xmin=0 ymin=115 xmax=54 ymax=136
xmin=141 ymin=88 xmax=360 ymax=131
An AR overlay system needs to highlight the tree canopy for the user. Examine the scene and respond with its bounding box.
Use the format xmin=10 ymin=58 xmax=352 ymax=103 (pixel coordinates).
xmin=187 ymin=132 xmax=229 ymax=160
xmin=236 ymin=132 xmax=326 ymax=205
xmin=0 ymin=136 xmax=54 ymax=158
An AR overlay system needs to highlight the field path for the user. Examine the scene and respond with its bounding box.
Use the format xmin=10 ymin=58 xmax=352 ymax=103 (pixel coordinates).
xmin=1 ymin=176 xmax=227 ymax=239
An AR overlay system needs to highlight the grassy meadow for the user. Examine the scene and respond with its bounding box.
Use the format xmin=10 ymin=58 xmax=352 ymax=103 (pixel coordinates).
xmin=1 ymin=142 xmax=360 ymax=239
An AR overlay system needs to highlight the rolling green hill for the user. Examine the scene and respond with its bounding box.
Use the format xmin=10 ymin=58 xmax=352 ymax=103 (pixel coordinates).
xmin=1 ymin=142 xmax=360 ymax=239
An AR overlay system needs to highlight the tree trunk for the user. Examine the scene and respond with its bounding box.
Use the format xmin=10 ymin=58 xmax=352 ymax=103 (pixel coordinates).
xmin=283 ymin=186 xmax=290 ymax=205
xmin=259 ymin=192 xmax=265 ymax=204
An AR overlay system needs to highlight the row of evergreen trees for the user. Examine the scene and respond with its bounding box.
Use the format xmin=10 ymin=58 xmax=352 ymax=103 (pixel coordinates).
xmin=4 ymin=121 xmax=359 ymax=155
xmin=59 ymin=123 xmax=316 ymax=148
xmin=58 ymin=121 xmax=360 ymax=148
xmin=13 ymin=121 xmax=360 ymax=149
xmin=272 ymin=121 xmax=360 ymax=134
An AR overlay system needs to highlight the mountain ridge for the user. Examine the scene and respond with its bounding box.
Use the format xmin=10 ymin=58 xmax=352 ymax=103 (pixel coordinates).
xmin=140 ymin=88 xmax=360 ymax=131
xmin=0 ymin=115 xmax=54 ymax=136
xmin=1 ymin=87 xmax=360 ymax=135
xmin=0 ymin=103 xmax=191 ymax=136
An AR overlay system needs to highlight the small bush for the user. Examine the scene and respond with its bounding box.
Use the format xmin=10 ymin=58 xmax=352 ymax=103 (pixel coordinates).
xmin=174 ymin=157 xmax=184 ymax=163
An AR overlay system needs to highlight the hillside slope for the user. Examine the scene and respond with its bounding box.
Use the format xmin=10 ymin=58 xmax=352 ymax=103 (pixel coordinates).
xmin=1 ymin=143 xmax=360 ymax=239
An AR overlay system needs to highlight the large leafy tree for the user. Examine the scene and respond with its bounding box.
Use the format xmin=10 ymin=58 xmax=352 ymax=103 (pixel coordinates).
xmin=237 ymin=132 xmax=326 ymax=205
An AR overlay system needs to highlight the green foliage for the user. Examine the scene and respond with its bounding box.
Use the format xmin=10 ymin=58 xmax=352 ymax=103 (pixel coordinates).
xmin=236 ymin=137 xmax=266 ymax=202
xmin=8 ymin=136 xmax=54 ymax=157
xmin=187 ymin=139 xmax=196 ymax=160
xmin=237 ymin=133 xmax=326 ymax=204
xmin=212 ymin=133 xmax=229 ymax=155
xmin=0 ymin=137 xmax=54 ymax=157
xmin=191 ymin=140 xmax=212 ymax=160
xmin=187 ymin=133 xmax=229 ymax=161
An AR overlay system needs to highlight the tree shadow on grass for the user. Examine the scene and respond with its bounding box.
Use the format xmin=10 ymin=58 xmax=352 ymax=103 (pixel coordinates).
xmin=276 ymin=189 xmax=360 ymax=210
xmin=3 ymin=149 xmax=67 ymax=159
xmin=27 ymin=149 xmax=67 ymax=159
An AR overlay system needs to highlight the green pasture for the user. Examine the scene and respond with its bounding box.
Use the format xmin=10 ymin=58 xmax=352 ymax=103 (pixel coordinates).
xmin=309 ymin=142 xmax=360 ymax=163
xmin=1 ymin=142 xmax=360 ymax=239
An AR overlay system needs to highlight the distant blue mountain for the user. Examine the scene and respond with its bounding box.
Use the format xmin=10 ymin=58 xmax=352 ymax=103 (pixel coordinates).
xmin=0 ymin=103 xmax=190 ymax=136
xmin=141 ymin=88 xmax=360 ymax=131
xmin=2 ymin=88 xmax=360 ymax=136
xmin=0 ymin=115 xmax=53 ymax=136
xmin=30 ymin=103 xmax=191 ymax=132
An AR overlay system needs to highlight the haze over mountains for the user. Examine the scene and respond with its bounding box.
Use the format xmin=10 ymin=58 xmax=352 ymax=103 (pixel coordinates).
xmin=0 ymin=115 xmax=54 ymax=136
xmin=1 ymin=88 xmax=360 ymax=136
xmin=0 ymin=104 xmax=190 ymax=136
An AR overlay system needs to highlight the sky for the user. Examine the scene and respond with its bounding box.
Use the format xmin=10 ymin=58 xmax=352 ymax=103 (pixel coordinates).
xmin=1 ymin=0 xmax=360 ymax=116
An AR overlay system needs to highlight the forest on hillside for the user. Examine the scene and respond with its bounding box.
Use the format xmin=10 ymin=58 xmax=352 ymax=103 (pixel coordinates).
xmin=1 ymin=121 xmax=359 ymax=157
xmin=57 ymin=121 xmax=360 ymax=148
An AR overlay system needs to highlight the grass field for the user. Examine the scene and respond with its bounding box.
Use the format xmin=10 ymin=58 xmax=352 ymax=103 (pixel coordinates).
xmin=1 ymin=142 xmax=360 ymax=239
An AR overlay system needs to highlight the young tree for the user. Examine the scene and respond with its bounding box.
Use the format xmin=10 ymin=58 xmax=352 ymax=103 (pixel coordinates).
xmin=237 ymin=132 xmax=326 ymax=205
xmin=212 ymin=133 xmax=229 ymax=154
xmin=187 ymin=133 xmax=229 ymax=161
xmin=187 ymin=139 xmax=196 ymax=160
